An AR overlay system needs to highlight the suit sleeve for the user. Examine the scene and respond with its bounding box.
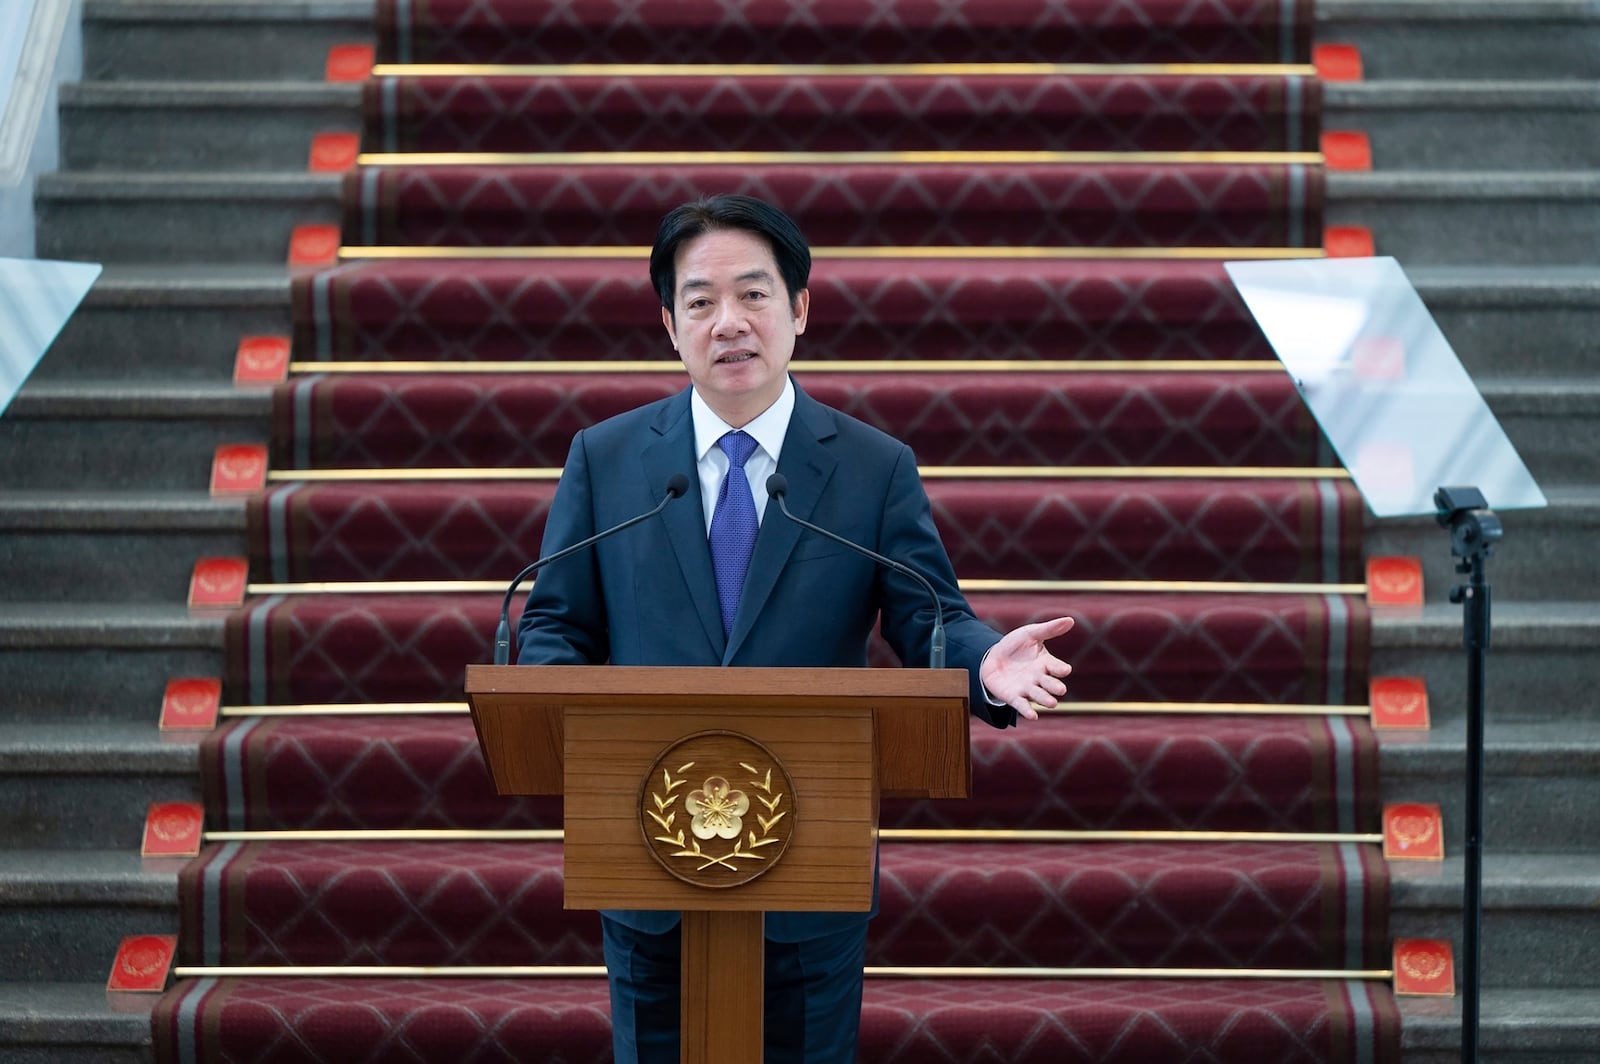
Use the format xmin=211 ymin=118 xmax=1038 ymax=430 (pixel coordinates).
xmin=874 ymin=444 xmax=1013 ymax=729
xmin=515 ymin=429 xmax=610 ymax=666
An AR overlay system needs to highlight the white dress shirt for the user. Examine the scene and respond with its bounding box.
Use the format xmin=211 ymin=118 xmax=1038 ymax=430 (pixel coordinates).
xmin=689 ymin=376 xmax=795 ymax=532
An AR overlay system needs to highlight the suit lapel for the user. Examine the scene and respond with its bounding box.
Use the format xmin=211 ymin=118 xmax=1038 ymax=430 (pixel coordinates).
xmin=723 ymin=386 xmax=839 ymax=664
xmin=640 ymin=391 xmax=725 ymax=658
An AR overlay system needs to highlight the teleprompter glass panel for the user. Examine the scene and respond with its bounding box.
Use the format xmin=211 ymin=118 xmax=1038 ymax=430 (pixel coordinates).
xmin=0 ymin=257 xmax=102 ymax=416
xmin=1225 ymin=257 xmax=1546 ymax=518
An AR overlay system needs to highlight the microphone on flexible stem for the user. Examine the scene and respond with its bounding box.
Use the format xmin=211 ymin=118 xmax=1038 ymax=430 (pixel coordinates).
xmin=765 ymin=473 xmax=946 ymax=669
xmin=493 ymin=473 xmax=690 ymax=665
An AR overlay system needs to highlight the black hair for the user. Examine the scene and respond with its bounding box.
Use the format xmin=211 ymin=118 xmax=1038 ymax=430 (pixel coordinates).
xmin=649 ymin=194 xmax=812 ymax=318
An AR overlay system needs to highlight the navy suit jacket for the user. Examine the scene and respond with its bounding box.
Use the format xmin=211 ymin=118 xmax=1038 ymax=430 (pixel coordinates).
xmin=517 ymin=380 xmax=1008 ymax=940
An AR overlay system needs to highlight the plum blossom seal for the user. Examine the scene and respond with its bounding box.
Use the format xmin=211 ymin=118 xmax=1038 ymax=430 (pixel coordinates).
xmin=640 ymin=730 xmax=795 ymax=888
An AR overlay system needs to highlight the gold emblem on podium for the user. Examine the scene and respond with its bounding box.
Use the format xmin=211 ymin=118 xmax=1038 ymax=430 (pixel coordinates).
xmin=641 ymin=731 xmax=795 ymax=888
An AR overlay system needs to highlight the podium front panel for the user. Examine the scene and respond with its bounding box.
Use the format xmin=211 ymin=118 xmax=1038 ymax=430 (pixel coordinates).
xmin=562 ymin=703 xmax=875 ymax=913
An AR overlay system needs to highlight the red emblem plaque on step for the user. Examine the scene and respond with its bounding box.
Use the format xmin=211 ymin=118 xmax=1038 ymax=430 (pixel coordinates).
xmin=1367 ymin=556 xmax=1424 ymax=607
xmin=1321 ymin=131 xmax=1372 ymax=171
xmin=1325 ymin=226 xmax=1375 ymax=258
xmin=1393 ymin=939 xmax=1455 ymax=996
xmin=1370 ymin=677 xmax=1430 ymax=730
xmin=188 ymin=557 xmax=249 ymax=610
xmin=309 ymin=132 xmax=360 ymax=173
xmin=289 ymin=225 xmax=341 ymax=266
xmin=325 ymin=44 xmax=375 ymax=82
xmin=106 ymin=935 xmax=177 ymax=993
xmin=233 ymin=335 xmax=291 ymax=384
xmin=210 ymin=444 xmax=269 ymax=496
xmin=1383 ymin=802 xmax=1444 ymax=861
xmin=1313 ymin=44 xmax=1364 ymax=82
xmin=159 ymin=677 xmax=222 ymax=732
xmin=141 ymin=802 xmax=204 ymax=858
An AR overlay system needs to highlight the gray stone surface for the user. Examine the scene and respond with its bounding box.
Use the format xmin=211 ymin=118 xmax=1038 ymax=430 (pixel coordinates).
xmin=0 ymin=383 xmax=269 ymax=491
xmin=35 ymin=265 xmax=293 ymax=382
xmin=61 ymin=81 xmax=361 ymax=172
xmin=1326 ymin=83 xmax=1600 ymax=171
xmin=1370 ymin=603 xmax=1600 ymax=727
xmin=0 ymin=980 xmax=153 ymax=1059
xmin=1382 ymin=723 xmax=1600 ymax=850
xmin=1392 ymin=856 xmax=1600 ymax=989
xmin=0 ymin=494 xmax=246 ymax=603
xmin=1327 ymin=173 xmax=1600 ymax=266
xmin=1400 ymin=988 xmax=1600 ymax=1058
xmin=1366 ymin=488 xmax=1600 ymax=602
xmin=35 ymin=173 xmax=342 ymax=264
xmin=0 ymin=605 xmax=225 ymax=722
xmin=83 ymin=2 xmax=371 ymax=83
xmin=0 ymin=724 xmax=202 ymax=850
xmin=0 ymin=851 xmax=179 ymax=982
xmin=1320 ymin=0 xmax=1600 ymax=80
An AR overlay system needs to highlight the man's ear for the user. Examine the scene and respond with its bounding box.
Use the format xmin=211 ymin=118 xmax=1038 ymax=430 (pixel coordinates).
xmin=661 ymin=305 xmax=679 ymax=352
xmin=791 ymin=288 xmax=810 ymax=335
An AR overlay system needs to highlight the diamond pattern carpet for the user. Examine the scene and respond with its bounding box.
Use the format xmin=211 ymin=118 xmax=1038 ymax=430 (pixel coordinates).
xmin=154 ymin=0 xmax=1404 ymax=1060
xmin=365 ymin=72 xmax=1320 ymax=156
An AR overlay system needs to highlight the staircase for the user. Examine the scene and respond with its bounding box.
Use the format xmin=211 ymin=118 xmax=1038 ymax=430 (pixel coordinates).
xmin=1 ymin=0 xmax=1597 ymax=1060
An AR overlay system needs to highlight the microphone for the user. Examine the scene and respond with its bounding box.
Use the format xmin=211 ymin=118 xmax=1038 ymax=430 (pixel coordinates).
xmin=494 ymin=472 xmax=690 ymax=665
xmin=765 ymin=473 xmax=947 ymax=669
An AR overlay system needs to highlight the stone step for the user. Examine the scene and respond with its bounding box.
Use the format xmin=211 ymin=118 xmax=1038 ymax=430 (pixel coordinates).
xmin=1372 ymin=602 xmax=1600 ymax=728
xmin=1382 ymin=722 xmax=1600 ymax=852
xmin=33 ymin=169 xmax=1600 ymax=267
xmin=34 ymin=173 xmax=341 ymax=265
xmin=0 ymin=981 xmax=152 ymax=1064
xmin=0 ymin=723 xmax=200 ymax=851
xmin=37 ymin=265 xmax=292 ymax=383
xmin=1325 ymin=82 xmax=1600 ymax=172
xmin=0 ymin=383 xmax=268 ymax=491
xmin=0 ymin=850 xmax=177 ymax=985
xmin=1328 ymin=172 xmax=1600 ymax=267
xmin=1319 ymin=0 xmax=1600 ymax=81
xmin=83 ymin=0 xmax=372 ymax=83
xmin=0 ymin=604 xmax=223 ymax=723
xmin=29 ymin=263 xmax=1600 ymax=383
xmin=1401 ymin=988 xmax=1600 ymax=1064
xmin=77 ymin=0 xmax=1600 ymax=83
xmin=60 ymin=81 xmax=361 ymax=174
xmin=0 ymin=494 xmax=245 ymax=603
xmin=3 ymin=375 xmax=1588 ymax=491
xmin=1368 ymin=487 xmax=1600 ymax=605
xmin=53 ymin=80 xmax=1600 ymax=175
xmin=1393 ymin=855 xmax=1600 ymax=990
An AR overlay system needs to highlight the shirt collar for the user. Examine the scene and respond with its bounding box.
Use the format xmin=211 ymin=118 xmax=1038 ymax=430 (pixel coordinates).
xmin=690 ymin=376 xmax=795 ymax=463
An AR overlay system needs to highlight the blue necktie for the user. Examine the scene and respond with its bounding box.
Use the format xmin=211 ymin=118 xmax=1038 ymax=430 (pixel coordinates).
xmin=709 ymin=430 xmax=759 ymax=639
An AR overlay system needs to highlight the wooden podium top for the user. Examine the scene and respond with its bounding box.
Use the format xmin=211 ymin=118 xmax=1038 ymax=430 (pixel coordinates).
xmin=465 ymin=664 xmax=972 ymax=800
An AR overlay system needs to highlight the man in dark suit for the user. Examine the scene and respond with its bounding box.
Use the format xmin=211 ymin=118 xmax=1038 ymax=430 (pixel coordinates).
xmin=518 ymin=194 xmax=1073 ymax=1063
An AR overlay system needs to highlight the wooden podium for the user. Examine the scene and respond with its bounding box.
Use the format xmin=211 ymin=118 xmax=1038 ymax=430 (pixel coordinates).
xmin=465 ymin=665 xmax=971 ymax=1063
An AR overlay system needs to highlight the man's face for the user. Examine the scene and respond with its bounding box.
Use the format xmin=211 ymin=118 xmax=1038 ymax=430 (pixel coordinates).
xmin=662 ymin=227 xmax=809 ymax=428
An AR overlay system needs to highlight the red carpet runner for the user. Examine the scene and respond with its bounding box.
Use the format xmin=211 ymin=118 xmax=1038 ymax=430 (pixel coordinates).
xmin=154 ymin=0 xmax=1401 ymax=1059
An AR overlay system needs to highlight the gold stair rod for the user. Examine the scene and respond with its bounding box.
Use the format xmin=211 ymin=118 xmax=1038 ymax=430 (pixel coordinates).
xmin=358 ymin=149 xmax=1322 ymax=166
xmin=242 ymin=578 xmax=1366 ymax=596
xmin=341 ymin=245 xmax=1324 ymax=262
xmin=265 ymin=466 xmax=1351 ymax=483
xmin=285 ymin=359 xmax=1286 ymax=375
xmin=370 ymin=62 xmax=1319 ymax=78
xmin=200 ymin=828 xmax=1382 ymax=845
xmin=218 ymin=699 xmax=1367 ymax=719
xmin=173 ymin=962 xmax=1388 ymax=981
